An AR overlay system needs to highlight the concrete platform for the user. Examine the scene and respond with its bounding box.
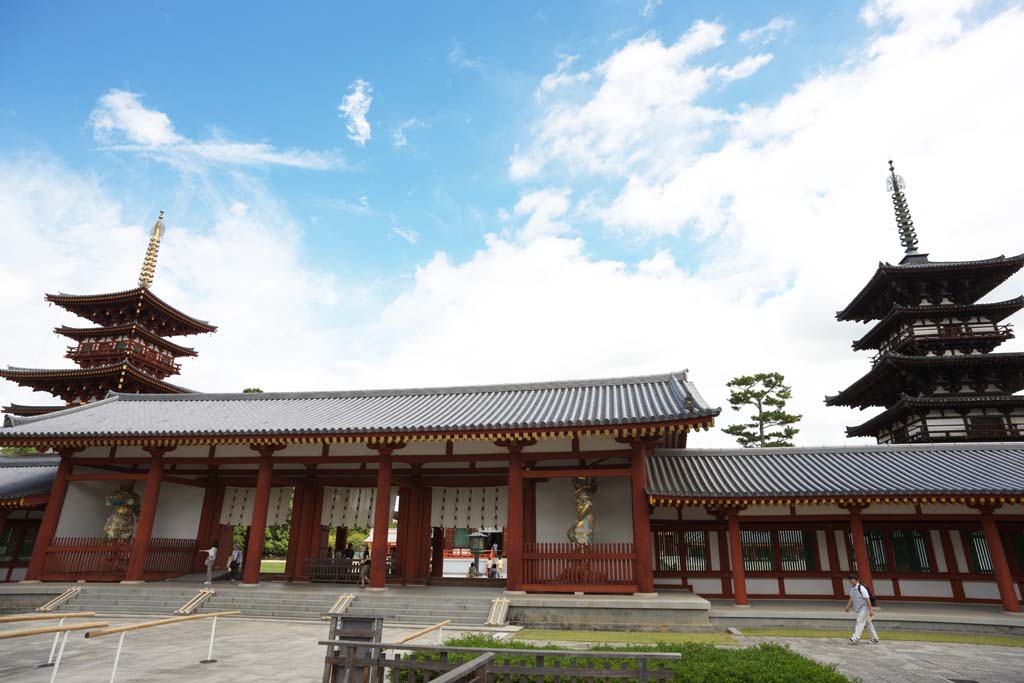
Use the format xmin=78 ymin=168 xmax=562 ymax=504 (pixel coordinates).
xmin=508 ymin=592 xmax=712 ymax=631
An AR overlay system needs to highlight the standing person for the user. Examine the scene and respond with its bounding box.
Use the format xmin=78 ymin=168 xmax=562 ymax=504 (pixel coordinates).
xmin=228 ymin=543 xmax=243 ymax=581
xmin=200 ymin=540 xmax=219 ymax=585
xmin=342 ymin=543 xmax=355 ymax=560
xmin=844 ymin=575 xmax=879 ymax=644
xmin=358 ymin=545 xmax=372 ymax=588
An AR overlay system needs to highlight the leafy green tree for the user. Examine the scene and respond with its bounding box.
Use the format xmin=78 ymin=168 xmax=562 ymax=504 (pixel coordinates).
xmin=722 ymin=372 xmax=801 ymax=448
xmin=242 ymin=387 xmax=264 ymax=393
xmin=1 ymin=446 xmax=36 ymax=455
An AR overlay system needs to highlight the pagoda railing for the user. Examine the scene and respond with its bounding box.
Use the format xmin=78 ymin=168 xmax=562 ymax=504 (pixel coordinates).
xmin=873 ymin=323 xmax=1014 ymax=364
xmin=906 ymin=424 xmax=1023 ymax=442
xmin=522 ymin=541 xmax=637 ymax=593
xmin=66 ymin=345 xmax=181 ymax=374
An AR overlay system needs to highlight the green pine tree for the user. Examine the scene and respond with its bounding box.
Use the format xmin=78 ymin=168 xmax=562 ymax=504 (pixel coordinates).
xmin=721 ymin=372 xmax=802 ymax=448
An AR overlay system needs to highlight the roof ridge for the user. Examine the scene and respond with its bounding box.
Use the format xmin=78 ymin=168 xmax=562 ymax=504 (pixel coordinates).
xmin=3 ymin=395 xmax=120 ymax=428
xmin=656 ymin=442 xmax=1024 ymax=456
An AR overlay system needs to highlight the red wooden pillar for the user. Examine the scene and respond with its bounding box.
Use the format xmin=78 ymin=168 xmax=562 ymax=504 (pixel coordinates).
xmin=215 ymin=524 xmax=233 ymax=569
xmin=980 ymin=509 xmax=1021 ymax=613
xmin=369 ymin=448 xmax=394 ymax=589
xmin=939 ymin=527 xmax=966 ymax=602
xmin=124 ymin=451 xmax=165 ymax=582
xmin=285 ymin=484 xmax=306 ymax=581
xmin=242 ymin=453 xmax=275 ymax=585
xmin=395 ymin=485 xmax=413 ymax=582
xmin=847 ymin=507 xmax=875 ymax=594
xmin=523 ymin=480 xmax=537 ymax=545
xmin=24 ymin=454 xmax=74 ymax=581
xmin=727 ymin=509 xmax=748 ymax=606
xmin=630 ymin=449 xmax=655 ymax=594
xmin=505 ymin=447 xmax=524 ymax=591
xmin=825 ymin=524 xmax=844 ymax=598
xmin=417 ymin=487 xmax=433 ymax=581
xmin=192 ymin=484 xmax=220 ymax=572
xmin=430 ymin=526 xmax=445 ymax=578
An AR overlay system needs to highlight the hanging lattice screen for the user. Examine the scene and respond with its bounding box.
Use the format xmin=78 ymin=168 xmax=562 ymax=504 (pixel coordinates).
xmin=430 ymin=487 xmax=508 ymax=529
xmin=321 ymin=487 xmax=397 ymax=528
xmin=219 ymin=487 xmax=292 ymax=526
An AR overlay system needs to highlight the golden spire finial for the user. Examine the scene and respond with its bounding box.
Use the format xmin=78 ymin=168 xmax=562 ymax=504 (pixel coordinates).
xmin=138 ymin=210 xmax=165 ymax=289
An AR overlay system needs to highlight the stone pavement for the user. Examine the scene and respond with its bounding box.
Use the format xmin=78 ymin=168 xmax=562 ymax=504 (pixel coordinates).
xmin=739 ymin=636 xmax=1024 ymax=683
xmin=0 ymin=617 xmax=502 ymax=683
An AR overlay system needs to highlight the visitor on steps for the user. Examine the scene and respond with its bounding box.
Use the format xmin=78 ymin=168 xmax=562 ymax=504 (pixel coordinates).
xmin=200 ymin=540 xmax=219 ymax=585
xmin=358 ymin=545 xmax=371 ymax=587
xmin=229 ymin=543 xmax=243 ymax=581
xmin=845 ymin=574 xmax=879 ymax=644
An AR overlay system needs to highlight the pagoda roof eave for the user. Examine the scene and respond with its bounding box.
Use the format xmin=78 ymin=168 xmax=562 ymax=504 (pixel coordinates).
xmin=54 ymin=324 xmax=199 ymax=357
xmin=851 ymin=296 xmax=1024 ymax=350
xmin=0 ymin=362 xmax=194 ymax=395
xmin=845 ymin=394 xmax=1024 ymax=437
xmin=836 ymin=253 xmax=1024 ymax=323
xmin=45 ymin=288 xmax=217 ymax=336
xmin=1 ymin=404 xmax=67 ymax=417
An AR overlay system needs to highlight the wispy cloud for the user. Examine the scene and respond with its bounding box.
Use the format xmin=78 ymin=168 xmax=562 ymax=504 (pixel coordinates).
xmin=338 ymin=80 xmax=373 ymax=146
xmin=640 ymin=0 xmax=663 ymax=19
xmin=89 ymin=89 xmax=343 ymax=170
xmin=717 ymin=53 xmax=774 ymax=81
xmin=448 ymin=41 xmax=482 ymax=71
xmin=536 ymin=54 xmax=591 ymax=98
xmin=738 ymin=17 xmax=794 ymax=45
xmin=388 ymin=212 xmax=420 ymax=244
xmin=392 ymin=118 xmax=427 ymax=148
xmin=320 ymin=195 xmax=373 ymax=215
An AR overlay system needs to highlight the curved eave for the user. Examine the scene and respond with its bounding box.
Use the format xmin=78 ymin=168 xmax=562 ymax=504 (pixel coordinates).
xmin=836 ymin=253 xmax=1024 ymax=323
xmin=2 ymin=404 xmax=67 ymax=417
xmin=45 ymin=288 xmax=217 ymax=336
xmin=54 ymin=324 xmax=199 ymax=357
xmin=846 ymin=394 xmax=1024 ymax=437
xmin=0 ymin=362 xmax=193 ymax=394
xmin=851 ymin=297 xmax=1024 ymax=351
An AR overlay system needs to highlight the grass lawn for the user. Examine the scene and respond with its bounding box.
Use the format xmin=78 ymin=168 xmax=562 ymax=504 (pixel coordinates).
xmin=742 ymin=627 xmax=1024 ymax=648
xmin=515 ymin=628 xmax=734 ymax=646
xmin=260 ymin=559 xmax=286 ymax=574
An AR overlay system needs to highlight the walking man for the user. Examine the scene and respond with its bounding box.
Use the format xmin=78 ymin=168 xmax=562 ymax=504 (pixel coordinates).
xmin=844 ymin=574 xmax=879 ymax=644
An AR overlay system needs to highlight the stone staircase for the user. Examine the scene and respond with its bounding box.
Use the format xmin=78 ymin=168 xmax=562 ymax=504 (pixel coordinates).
xmin=46 ymin=584 xmax=493 ymax=626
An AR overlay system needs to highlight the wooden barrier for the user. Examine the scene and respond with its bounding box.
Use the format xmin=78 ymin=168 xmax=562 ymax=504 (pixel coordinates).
xmin=36 ymin=587 xmax=82 ymax=612
xmin=393 ymin=620 xmax=450 ymax=645
xmin=0 ymin=621 xmax=109 ymax=639
xmin=0 ymin=612 xmax=95 ymax=624
xmin=84 ymin=610 xmax=241 ymax=638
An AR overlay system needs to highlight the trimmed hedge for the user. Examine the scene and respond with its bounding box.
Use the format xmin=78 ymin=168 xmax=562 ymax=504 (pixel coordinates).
xmin=398 ymin=634 xmax=852 ymax=683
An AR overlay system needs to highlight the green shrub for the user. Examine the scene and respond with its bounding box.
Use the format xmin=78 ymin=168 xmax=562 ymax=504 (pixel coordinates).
xmin=394 ymin=634 xmax=852 ymax=683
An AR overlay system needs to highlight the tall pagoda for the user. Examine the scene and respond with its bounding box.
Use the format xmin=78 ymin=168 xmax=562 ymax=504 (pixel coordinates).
xmin=826 ymin=162 xmax=1024 ymax=443
xmin=0 ymin=212 xmax=216 ymax=416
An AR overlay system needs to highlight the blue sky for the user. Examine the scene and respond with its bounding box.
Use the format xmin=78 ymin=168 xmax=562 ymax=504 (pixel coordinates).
xmin=1 ymin=1 xmax=1022 ymax=446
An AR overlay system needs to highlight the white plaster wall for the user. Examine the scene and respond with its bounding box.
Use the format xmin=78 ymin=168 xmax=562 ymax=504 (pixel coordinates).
xmin=680 ymin=507 xmax=714 ymax=520
xmin=817 ymin=530 xmax=830 ymax=571
xmin=738 ymin=505 xmax=781 ymax=517
xmin=534 ymin=477 xmax=633 ymax=543
xmin=689 ymin=578 xmax=723 ymax=595
xmin=863 ymin=504 xmax=916 ymax=515
xmin=834 ymin=530 xmax=850 ymax=572
xmin=9 ymin=567 xmax=27 ymax=581
xmin=650 ymin=507 xmax=677 ymax=520
xmin=930 ymin=530 xmax=948 ymax=572
xmin=899 ymin=579 xmax=954 ymax=599
xmin=920 ymin=504 xmax=976 ymax=515
xmin=151 ymin=483 xmax=204 ymax=539
xmin=873 ymin=579 xmax=895 ymax=597
xmin=56 ymin=479 xmax=118 ymax=537
xmin=784 ymin=578 xmax=833 ymax=595
xmin=746 ymin=578 xmax=779 ymax=594
xmin=709 ymin=532 xmax=721 ymax=571
xmin=995 ymin=504 xmax=1024 ymax=516
xmin=963 ymin=580 xmax=1001 ymax=601
xmin=795 ymin=505 xmax=844 ymax=516
xmin=950 ymin=531 xmax=970 ymax=573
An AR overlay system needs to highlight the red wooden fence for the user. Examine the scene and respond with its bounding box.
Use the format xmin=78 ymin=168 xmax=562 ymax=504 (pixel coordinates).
xmin=522 ymin=541 xmax=637 ymax=593
xmin=42 ymin=536 xmax=197 ymax=581
xmin=143 ymin=538 xmax=198 ymax=576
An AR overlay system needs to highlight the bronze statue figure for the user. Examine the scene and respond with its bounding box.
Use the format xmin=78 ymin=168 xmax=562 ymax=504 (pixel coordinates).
xmin=566 ymin=477 xmax=597 ymax=546
xmin=103 ymin=481 xmax=141 ymax=540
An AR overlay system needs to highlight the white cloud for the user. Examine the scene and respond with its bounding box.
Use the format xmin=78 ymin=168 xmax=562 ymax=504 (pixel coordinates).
xmin=717 ymin=53 xmax=774 ymax=82
xmin=392 ymin=118 xmax=427 ymax=148
xmin=738 ymin=17 xmax=794 ymax=45
xmin=448 ymin=41 xmax=482 ymax=71
xmin=536 ymin=54 xmax=591 ymax=98
xmin=514 ymin=189 xmax=572 ymax=242
xmin=339 ymin=80 xmax=373 ymax=146
xmin=391 ymin=227 xmax=420 ymax=244
xmin=89 ymin=89 xmax=342 ymax=170
xmin=640 ymin=0 xmax=663 ymax=19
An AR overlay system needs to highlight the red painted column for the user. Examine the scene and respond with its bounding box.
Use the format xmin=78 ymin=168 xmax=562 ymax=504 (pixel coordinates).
xmin=847 ymin=507 xmax=875 ymax=593
xmin=505 ymin=447 xmax=524 ymax=591
xmin=395 ymin=485 xmax=412 ymax=582
xmin=24 ymin=454 xmax=73 ymax=581
xmin=417 ymin=487 xmax=433 ymax=581
xmin=369 ymin=448 xmax=393 ymax=589
xmin=939 ymin=527 xmax=966 ymax=602
xmin=980 ymin=509 xmax=1021 ymax=613
xmin=430 ymin=526 xmax=445 ymax=578
xmin=523 ymin=480 xmax=537 ymax=545
xmin=124 ymin=451 xmax=165 ymax=582
xmin=242 ymin=454 xmax=274 ymax=585
xmin=630 ymin=449 xmax=655 ymax=594
xmin=192 ymin=484 xmax=218 ymax=573
xmin=727 ymin=508 xmax=747 ymax=605
xmin=284 ymin=484 xmax=306 ymax=581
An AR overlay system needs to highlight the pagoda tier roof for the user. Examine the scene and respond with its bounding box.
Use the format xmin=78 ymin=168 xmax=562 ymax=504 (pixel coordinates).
xmin=836 ymin=253 xmax=1024 ymax=323
xmin=852 ymin=297 xmax=1024 ymax=350
xmin=846 ymin=394 xmax=1024 ymax=438
xmin=825 ymin=352 xmax=1024 ymax=409
xmin=45 ymin=288 xmax=217 ymax=337
xmin=646 ymin=443 xmax=1024 ymax=503
xmin=0 ymin=362 xmax=193 ymax=400
xmin=54 ymin=324 xmax=198 ymax=357
xmin=0 ymin=369 xmax=720 ymax=445
xmin=1 ymin=404 xmax=67 ymax=417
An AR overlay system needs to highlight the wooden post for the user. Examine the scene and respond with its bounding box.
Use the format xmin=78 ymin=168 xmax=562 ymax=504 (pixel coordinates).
xmin=727 ymin=509 xmax=747 ymax=606
xmin=415 ymin=486 xmax=433 ymax=581
xmin=980 ymin=508 xmax=1021 ymax=613
xmin=192 ymin=484 xmax=219 ymax=573
xmin=505 ymin=446 xmax=524 ymax=592
xmin=430 ymin=526 xmax=445 ymax=578
xmin=396 ymin=485 xmax=413 ymax=583
xmin=939 ymin=527 xmax=966 ymax=602
xmin=825 ymin=524 xmax=844 ymax=598
xmin=124 ymin=451 xmax=166 ymax=582
xmin=24 ymin=453 xmax=74 ymax=581
xmin=242 ymin=452 xmax=275 ymax=585
xmin=369 ymin=447 xmax=394 ymax=589
xmin=847 ymin=507 xmax=874 ymax=593
xmin=523 ymin=480 xmax=537 ymax=545
xmin=284 ymin=484 xmax=306 ymax=581
xmin=630 ymin=448 xmax=655 ymax=594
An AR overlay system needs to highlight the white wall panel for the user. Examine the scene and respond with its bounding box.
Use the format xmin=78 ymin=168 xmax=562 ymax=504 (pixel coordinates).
xmin=899 ymin=579 xmax=954 ymax=598
xmin=430 ymin=487 xmax=508 ymax=528
xmin=963 ymin=580 xmax=1001 ymax=601
xmin=783 ymin=578 xmax=833 ymax=595
xmin=534 ymin=477 xmax=632 ymax=543
xmin=322 ymin=487 xmax=396 ymax=528
xmin=152 ymin=483 xmax=205 ymax=538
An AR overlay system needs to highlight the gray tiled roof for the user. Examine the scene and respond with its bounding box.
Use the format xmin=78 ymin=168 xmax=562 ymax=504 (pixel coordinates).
xmin=0 ymin=455 xmax=58 ymax=500
xmin=0 ymin=370 xmax=719 ymax=439
xmin=647 ymin=443 xmax=1024 ymax=499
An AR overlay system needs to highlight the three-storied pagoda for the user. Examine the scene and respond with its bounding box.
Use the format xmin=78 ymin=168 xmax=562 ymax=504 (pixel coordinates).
xmin=827 ymin=162 xmax=1024 ymax=443
xmin=0 ymin=212 xmax=216 ymax=416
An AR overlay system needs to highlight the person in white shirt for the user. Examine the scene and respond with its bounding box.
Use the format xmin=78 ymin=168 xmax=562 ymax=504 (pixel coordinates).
xmin=200 ymin=540 xmax=219 ymax=585
xmin=844 ymin=575 xmax=879 ymax=644
xmin=229 ymin=544 xmax=243 ymax=581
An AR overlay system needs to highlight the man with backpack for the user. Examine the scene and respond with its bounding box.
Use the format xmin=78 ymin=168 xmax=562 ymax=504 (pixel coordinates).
xmin=845 ymin=575 xmax=879 ymax=644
